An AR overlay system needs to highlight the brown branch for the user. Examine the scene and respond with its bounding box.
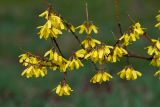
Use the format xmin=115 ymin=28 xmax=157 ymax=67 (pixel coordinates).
xmin=127 ymin=14 xmax=135 ymax=24
xmin=143 ymin=32 xmax=153 ymax=44
xmin=125 ymin=54 xmax=152 ymax=61
xmin=84 ymin=0 xmax=89 ymax=26
xmin=62 ymin=20 xmax=82 ymax=46
xmin=118 ymin=23 xmax=123 ymax=36
xmin=51 ymin=37 xmax=64 ymax=57
xmin=22 ymin=61 xmax=57 ymax=68
xmin=50 ymin=37 xmax=67 ymax=81
xmin=126 ymin=50 xmax=152 ymax=60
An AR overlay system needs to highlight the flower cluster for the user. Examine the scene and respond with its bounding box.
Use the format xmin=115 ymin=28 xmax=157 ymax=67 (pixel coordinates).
xmin=18 ymin=4 xmax=160 ymax=97
xmin=81 ymin=37 xmax=101 ymax=49
xmin=44 ymin=49 xmax=68 ymax=72
xmin=155 ymin=10 xmax=160 ymax=29
xmin=38 ymin=10 xmax=65 ymax=39
xmin=117 ymin=65 xmax=142 ymax=80
xmin=66 ymin=57 xmax=84 ymax=70
xmin=154 ymin=69 xmax=160 ymax=78
xmin=90 ymin=70 xmax=112 ymax=84
xmin=85 ymin=44 xmax=113 ymax=64
xmin=53 ymin=81 xmax=73 ymax=96
xmin=107 ymin=45 xmax=128 ymax=63
xmin=19 ymin=53 xmax=48 ymax=78
xmin=76 ymin=22 xmax=98 ymax=35
xmin=146 ymin=39 xmax=160 ymax=75
xmin=119 ymin=23 xmax=144 ymax=46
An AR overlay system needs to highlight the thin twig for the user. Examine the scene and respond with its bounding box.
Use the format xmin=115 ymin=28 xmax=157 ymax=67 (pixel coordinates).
xmin=62 ymin=20 xmax=82 ymax=46
xmin=127 ymin=14 xmax=135 ymax=24
xmin=50 ymin=37 xmax=67 ymax=80
xmin=118 ymin=23 xmax=123 ymax=36
xmin=114 ymin=0 xmax=120 ymax=23
xmin=84 ymin=0 xmax=89 ymax=26
xmin=143 ymin=32 xmax=153 ymax=44
xmin=51 ymin=37 xmax=64 ymax=57
xmin=111 ymin=31 xmax=118 ymax=40
xmin=125 ymin=54 xmax=152 ymax=61
xmin=114 ymin=0 xmax=130 ymax=65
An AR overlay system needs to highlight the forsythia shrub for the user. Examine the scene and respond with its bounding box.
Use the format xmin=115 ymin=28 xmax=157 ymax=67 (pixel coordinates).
xmin=18 ymin=1 xmax=160 ymax=96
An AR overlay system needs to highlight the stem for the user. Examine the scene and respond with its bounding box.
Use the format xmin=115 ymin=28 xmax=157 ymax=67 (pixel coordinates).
xmin=127 ymin=14 xmax=135 ymax=24
xmin=63 ymin=21 xmax=82 ymax=46
xmin=63 ymin=72 xmax=67 ymax=81
xmin=111 ymin=31 xmax=118 ymax=40
xmin=125 ymin=54 xmax=152 ymax=61
xmin=143 ymin=32 xmax=153 ymax=44
xmin=51 ymin=37 xmax=64 ymax=57
xmin=143 ymin=32 xmax=160 ymax=52
xmin=118 ymin=23 xmax=123 ymax=36
xmin=114 ymin=0 xmax=123 ymax=36
xmin=114 ymin=0 xmax=130 ymax=65
xmin=84 ymin=0 xmax=90 ymax=37
xmin=114 ymin=0 xmax=120 ymax=23
xmin=85 ymin=0 xmax=89 ymax=25
xmin=50 ymin=37 xmax=67 ymax=81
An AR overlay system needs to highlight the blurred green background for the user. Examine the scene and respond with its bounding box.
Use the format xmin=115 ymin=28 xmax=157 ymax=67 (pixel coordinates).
xmin=0 ymin=0 xmax=160 ymax=107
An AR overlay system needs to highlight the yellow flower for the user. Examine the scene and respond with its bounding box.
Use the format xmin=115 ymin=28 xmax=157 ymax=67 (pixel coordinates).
xmin=44 ymin=49 xmax=68 ymax=72
xmin=38 ymin=20 xmax=52 ymax=40
xmin=75 ymin=49 xmax=87 ymax=58
xmin=119 ymin=23 xmax=144 ymax=46
xmin=66 ymin=58 xmax=84 ymax=70
xmin=76 ymin=23 xmax=87 ymax=34
xmin=52 ymin=82 xmax=73 ymax=96
xmin=146 ymin=39 xmax=160 ymax=56
xmin=39 ymin=10 xmax=49 ymax=19
xmin=119 ymin=33 xmax=130 ymax=46
xmin=44 ymin=49 xmax=63 ymax=64
xmin=50 ymin=14 xmax=65 ymax=29
xmin=19 ymin=53 xmax=51 ymax=78
xmin=19 ymin=53 xmax=39 ymax=66
xmin=154 ymin=69 xmax=160 ymax=78
xmin=44 ymin=49 xmax=58 ymax=60
xmin=85 ymin=44 xmax=113 ymax=64
xmin=90 ymin=70 xmax=112 ymax=84
xmin=107 ymin=46 xmax=128 ymax=63
xmin=21 ymin=66 xmax=47 ymax=78
xmin=117 ymin=66 xmax=142 ymax=80
xmin=81 ymin=38 xmax=101 ymax=49
xmin=38 ymin=20 xmax=63 ymax=39
xmin=119 ymin=33 xmax=139 ymax=46
xmin=156 ymin=11 xmax=160 ymax=21
xmin=38 ymin=10 xmax=65 ymax=39
xmin=76 ymin=22 xmax=98 ymax=34
xmin=146 ymin=39 xmax=160 ymax=67
xmin=155 ymin=23 xmax=160 ymax=29
xmin=155 ymin=11 xmax=160 ymax=29
xmin=19 ymin=53 xmax=28 ymax=62
xmin=150 ymin=55 xmax=160 ymax=67
xmin=59 ymin=62 xmax=68 ymax=72
xmin=67 ymin=24 xmax=75 ymax=32
xmin=88 ymin=23 xmax=98 ymax=34
xmin=133 ymin=22 xmax=144 ymax=35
